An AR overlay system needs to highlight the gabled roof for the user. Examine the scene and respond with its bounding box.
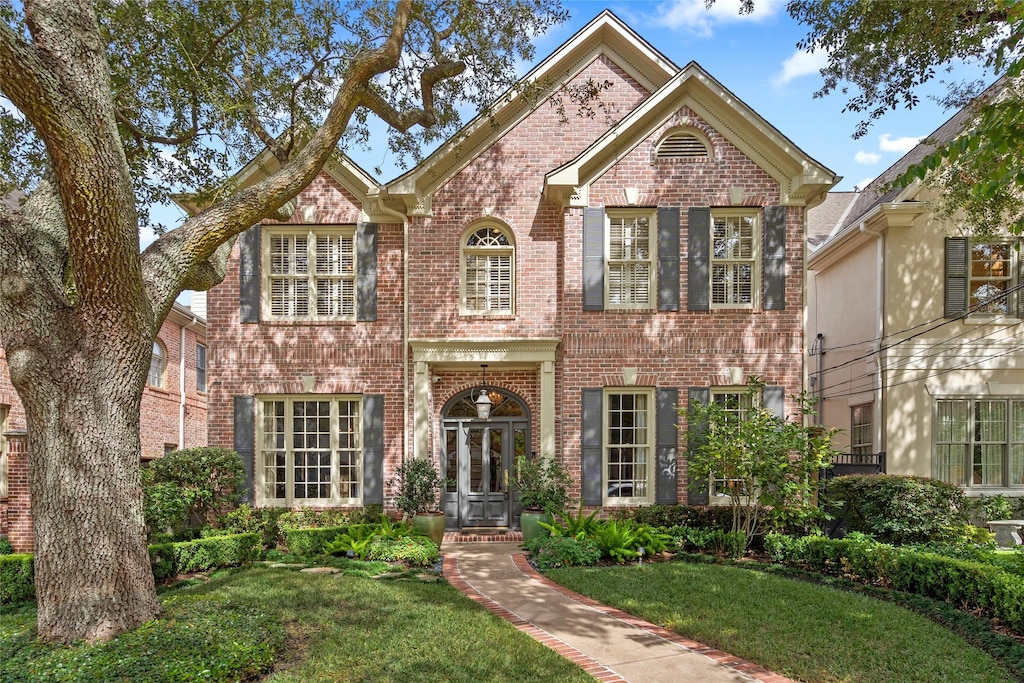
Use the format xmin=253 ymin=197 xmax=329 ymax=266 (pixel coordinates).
xmin=378 ymin=11 xmax=678 ymax=214
xmin=807 ymin=191 xmax=858 ymax=251
xmin=544 ymin=61 xmax=836 ymax=206
xmin=172 ymin=143 xmax=380 ymax=219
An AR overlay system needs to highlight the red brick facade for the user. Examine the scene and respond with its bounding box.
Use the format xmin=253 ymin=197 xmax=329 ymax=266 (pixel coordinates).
xmin=205 ymin=14 xmax=834 ymax=527
xmin=0 ymin=303 xmax=207 ymax=552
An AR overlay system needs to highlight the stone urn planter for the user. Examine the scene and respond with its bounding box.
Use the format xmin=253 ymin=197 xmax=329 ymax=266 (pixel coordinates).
xmin=413 ymin=511 xmax=446 ymax=549
xmin=519 ymin=508 xmax=552 ymax=545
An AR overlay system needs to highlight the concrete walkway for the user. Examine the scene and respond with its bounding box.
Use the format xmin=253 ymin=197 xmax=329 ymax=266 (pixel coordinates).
xmin=442 ymin=542 xmax=795 ymax=683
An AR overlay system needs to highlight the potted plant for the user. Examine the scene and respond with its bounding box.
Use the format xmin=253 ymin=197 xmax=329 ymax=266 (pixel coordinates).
xmin=514 ymin=454 xmax=572 ymax=543
xmin=391 ymin=457 xmax=446 ymax=548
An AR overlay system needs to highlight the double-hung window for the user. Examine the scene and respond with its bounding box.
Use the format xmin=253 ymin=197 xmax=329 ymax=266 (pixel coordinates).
xmin=709 ymin=388 xmax=754 ymax=498
xmin=935 ymin=398 xmax=1024 ymax=488
xmin=264 ymin=226 xmax=356 ymax=321
xmin=258 ymin=396 xmax=363 ymax=506
xmin=850 ymin=403 xmax=873 ymax=456
xmin=606 ymin=211 xmax=655 ymax=308
xmin=970 ymin=242 xmax=1018 ymax=315
xmin=710 ymin=211 xmax=758 ymax=308
xmin=462 ymin=225 xmax=514 ymax=314
xmin=604 ymin=389 xmax=654 ymax=504
xmin=196 ymin=344 xmax=207 ymax=392
xmin=148 ymin=340 xmax=166 ymax=388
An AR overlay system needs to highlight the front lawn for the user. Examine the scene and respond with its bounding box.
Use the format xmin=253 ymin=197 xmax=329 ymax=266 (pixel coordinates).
xmin=2 ymin=562 xmax=593 ymax=683
xmin=547 ymin=561 xmax=1017 ymax=683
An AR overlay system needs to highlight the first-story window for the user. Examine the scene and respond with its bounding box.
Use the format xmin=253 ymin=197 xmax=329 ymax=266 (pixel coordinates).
xmin=258 ymin=396 xmax=363 ymax=506
xmin=935 ymin=398 xmax=1024 ymax=488
xmin=709 ymin=387 xmax=754 ymax=499
xmin=850 ymin=403 xmax=873 ymax=456
xmin=148 ymin=340 xmax=166 ymax=388
xmin=604 ymin=389 xmax=654 ymax=504
xmin=196 ymin=343 xmax=207 ymax=392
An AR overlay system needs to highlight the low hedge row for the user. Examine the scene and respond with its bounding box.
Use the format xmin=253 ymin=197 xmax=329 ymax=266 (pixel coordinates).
xmin=767 ymin=534 xmax=1024 ymax=632
xmin=1 ymin=533 xmax=262 ymax=603
xmin=283 ymin=525 xmax=348 ymax=557
xmin=0 ymin=554 xmax=34 ymax=604
xmin=149 ymin=532 xmax=261 ymax=581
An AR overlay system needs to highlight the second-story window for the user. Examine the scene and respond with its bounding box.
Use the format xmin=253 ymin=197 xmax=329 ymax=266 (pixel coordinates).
xmin=710 ymin=211 xmax=758 ymax=308
xmin=606 ymin=211 xmax=655 ymax=308
xmin=970 ymin=242 xmax=1019 ymax=315
xmin=462 ymin=224 xmax=514 ymax=314
xmin=264 ymin=226 xmax=356 ymax=321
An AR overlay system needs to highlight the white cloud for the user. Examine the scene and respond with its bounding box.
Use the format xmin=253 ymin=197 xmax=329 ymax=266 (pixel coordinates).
xmin=655 ymin=0 xmax=785 ymax=38
xmin=774 ymin=49 xmax=828 ymax=86
xmin=854 ymin=151 xmax=881 ymax=165
xmin=879 ymin=133 xmax=923 ymax=153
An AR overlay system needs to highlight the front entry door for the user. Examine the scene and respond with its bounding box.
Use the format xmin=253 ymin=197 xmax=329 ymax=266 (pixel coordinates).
xmin=461 ymin=424 xmax=510 ymax=527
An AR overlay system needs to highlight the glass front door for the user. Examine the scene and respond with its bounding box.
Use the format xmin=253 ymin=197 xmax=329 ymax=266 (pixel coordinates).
xmin=462 ymin=424 xmax=509 ymax=526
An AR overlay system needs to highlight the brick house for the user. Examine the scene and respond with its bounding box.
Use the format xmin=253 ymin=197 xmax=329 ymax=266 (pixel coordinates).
xmin=0 ymin=301 xmax=208 ymax=551
xmin=201 ymin=11 xmax=835 ymax=529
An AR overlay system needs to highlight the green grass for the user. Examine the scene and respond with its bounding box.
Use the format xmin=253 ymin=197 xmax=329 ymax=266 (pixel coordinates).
xmin=1 ymin=563 xmax=592 ymax=683
xmin=547 ymin=561 xmax=1017 ymax=683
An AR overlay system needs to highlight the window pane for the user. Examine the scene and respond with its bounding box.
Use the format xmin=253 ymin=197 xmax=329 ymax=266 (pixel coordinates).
xmin=293 ymin=401 xmax=332 ymax=499
xmin=607 ymin=215 xmax=652 ymax=307
xmin=970 ymin=243 xmax=1012 ymax=314
xmin=196 ymin=344 xmax=207 ymax=392
xmin=606 ymin=392 xmax=649 ymax=499
xmin=711 ymin=214 xmax=756 ymax=306
xmin=261 ymin=401 xmax=287 ymax=499
xmin=850 ymin=403 xmax=872 ymax=455
xmin=936 ymin=400 xmax=969 ymax=442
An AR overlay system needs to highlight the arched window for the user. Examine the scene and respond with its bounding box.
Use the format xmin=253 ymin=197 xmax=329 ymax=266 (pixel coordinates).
xmin=148 ymin=340 xmax=166 ymax=388
xmin=462 ymin=224 xmax=514 ymax=314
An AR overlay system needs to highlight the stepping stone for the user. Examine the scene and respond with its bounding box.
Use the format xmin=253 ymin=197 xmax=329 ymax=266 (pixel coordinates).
xmin=301 ymin=567 xmax=339 ymax=574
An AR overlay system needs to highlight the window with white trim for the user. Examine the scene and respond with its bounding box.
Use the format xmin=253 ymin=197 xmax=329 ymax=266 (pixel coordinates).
xmin=850 ymin=404 xmax=872 ymax=455
xmin=0 ymin=404 xmax=8 ymax=499
xmin=263 ymin=226 xmax=355 ymax=320
xmin=606 ymin=211 xmax=655 ymax=308
xmin=196 ymin=344 xmax=207 ymax=392
xmin=969 ymin=242 xmax=1019 ymax=315
xmin=462 ymin=225 xmax=514 ymax=314
xmin=935 ymin=398 xmax=1024 ymax=488
xmin=709 ymin=388 xmax=754 ymax=498
xmin=148 ymin=340 xmax=166 ymax=388
xmin=604 ymin=389 xmax=654 ymax=504
xmin=258 ymin=396 xmax=363 ymax=506
xmin=711 ymin=211 xmax=758 ymax=308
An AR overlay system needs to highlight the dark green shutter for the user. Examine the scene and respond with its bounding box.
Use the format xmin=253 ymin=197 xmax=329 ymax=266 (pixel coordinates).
xmin=945 ymin=237 xmax=968 ymax=317
xmin=233 ymin=396 xmax=255 ymax=503
xmin=356 ymin=223 xmax=378 ymax=322
xmin=686 ymin=387 xmax=710 ymax=505
xmin=763 ymin=206 xmax=786 ymax=310
xmin=362 ymin=395 xmax=384 ymax=505
xmin=581 ymin=389 xmax=603 ymax=505
xmin=583 ymin=207 xmax=605 ymax=311
xmin=238 ymin=226 xmax=260 ymax=323
xmin=657 ymin=207 xmax=681 ymax=311
xmin=655 ymin=388 xmax=679 ymax=504
xmin=764 ymin=386 xmax=785 ymax=419
xmin=687 ymin=208 xmax=710 ymax=311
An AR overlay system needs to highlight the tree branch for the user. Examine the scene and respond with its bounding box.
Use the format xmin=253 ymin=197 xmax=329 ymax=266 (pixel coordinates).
xmin=115 ymin=108 xmax=199 ymax=146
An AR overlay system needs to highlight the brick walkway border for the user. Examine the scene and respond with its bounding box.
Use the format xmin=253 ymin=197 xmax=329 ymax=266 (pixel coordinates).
xmin=442 ymin=548 xmax=796 ymax=683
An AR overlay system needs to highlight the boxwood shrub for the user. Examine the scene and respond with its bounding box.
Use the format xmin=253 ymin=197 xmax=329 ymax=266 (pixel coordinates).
xmin=770 ymin=534 xmax=1024 ymax=632
xmin=149 ymin=532 xmax=261 ymax=580
xmin=0 ymin=554 xmax=34 ymax=604
xmin=283 ymin=525 xmax=348 ymax=557
xmin=615 ymin=504 xmax=734 ymax=531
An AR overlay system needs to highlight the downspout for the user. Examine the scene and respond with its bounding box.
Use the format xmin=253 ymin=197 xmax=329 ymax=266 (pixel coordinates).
xmin=859 ymin=221 xmax=886 ymax=455
xmin=372 ymin=193 xmax=411 ymax=462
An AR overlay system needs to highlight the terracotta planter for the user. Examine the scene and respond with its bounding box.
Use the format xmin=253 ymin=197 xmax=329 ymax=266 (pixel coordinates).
xmin=519 ymin=509 xmax=552 ymax=545
xmin=413 ymin=511 xmax=446 ymax=549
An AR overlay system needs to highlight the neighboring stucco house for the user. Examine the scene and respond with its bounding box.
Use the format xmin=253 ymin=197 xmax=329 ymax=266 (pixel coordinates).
xmin=199 ymin=11 xmax=835 ymax=530
xmin=807 ymin=81 xmax=1024 ymax=498
xmin=0 ymin=301 xmax=208 ymax=551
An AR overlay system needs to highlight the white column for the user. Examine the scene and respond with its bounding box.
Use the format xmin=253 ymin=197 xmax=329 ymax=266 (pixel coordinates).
xmin=413 ymin=361 xmax=431 ymax=459
xmin=540 ymin=360 xmax=555 ymax=460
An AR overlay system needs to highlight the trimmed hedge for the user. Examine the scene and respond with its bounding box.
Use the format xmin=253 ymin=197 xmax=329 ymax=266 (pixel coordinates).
xmin=615 ymin=504 xmax=735 ymax=531
xmin=149 ymin=533 xmax=261 ymax=580
xmin=283 ymin=525 xmax=348 ymax=557
xmin=769 ymin=535 xmax=1024 ymax=633
xmin=0 ymin=554 xmax=34 ymax=604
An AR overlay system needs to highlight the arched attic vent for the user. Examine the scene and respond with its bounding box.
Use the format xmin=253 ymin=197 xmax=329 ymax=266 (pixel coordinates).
xmin=655 ymin=130 xmax=710 ymax=160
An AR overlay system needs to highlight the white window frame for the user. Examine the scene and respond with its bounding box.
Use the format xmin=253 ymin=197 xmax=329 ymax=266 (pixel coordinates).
xmin=708 ymin=387 xmax=755 ymax=501
xmin=257 ymin=395 xmax=364 ymax=507
xmin=968 ymin=241 xmax=1019 ymax=317
xmin=460 ymin=224 xmax=515 ymax=315
xmin=605 ymin=209 xmax=656 ymax=310
xmin=850 ymin=403 xmax=873 ymax=456
xmin=261 ymin=225 xmax=357 ymax=322
xmin=196 ymin=343 xmax=207 ymax=392
xmin=710 ymin=209 xmax=759 ymax=310
xmin=148 ymin=340 xmax=166 ymax=388
xmin=0 ymin=405 xmax=8 ymax=500
xmin=935 ymin=397 xmax=1024 ymax=489
xmin=603 ymin=388 xmax=655 ymax=505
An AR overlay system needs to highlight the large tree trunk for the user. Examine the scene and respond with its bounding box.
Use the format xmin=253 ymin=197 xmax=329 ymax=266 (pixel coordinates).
xmin=7 ymin=283 xmax=160 ymax=642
